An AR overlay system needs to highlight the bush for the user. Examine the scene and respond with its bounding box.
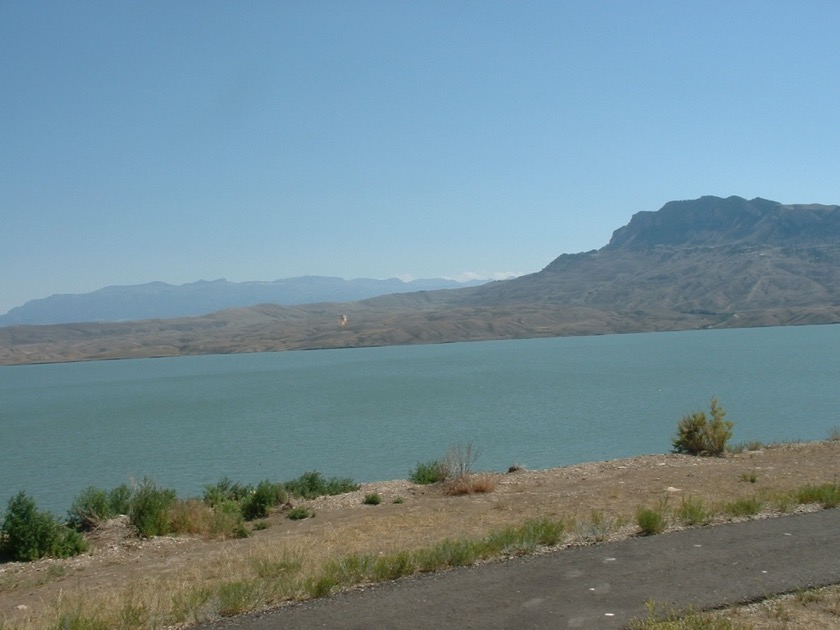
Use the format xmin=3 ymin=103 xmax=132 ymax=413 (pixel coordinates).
xmin=283 ymin=471 xmax=359 ymax=500
xmin=1 ymin=491 xmax=88 ymax=561
xmin=68 ymin=486 xmax=112 ymax=531
xmin=409 ymin=460 xmax=447 ymax=485
xmin=68 ymin=484 xmax=134 ymax=531
xmin=673 ymin=398 xmax=733 ymax=456
xmin=241 ymin=480 xmax=288 ymax=521
xmin=108 ymin=483 xmax=133 ymax=515
xmin=129 ymin=478 xmax=177 ymax=537
xmin=636 ymin=505 xmax=667 ymax=535
xmin=287 ymin=506 xmax=314 ymax=520
xmin=203 ymin=477 xmax=253 ymax=508
xmin=363 ymin=493 xmax=382 ymax=505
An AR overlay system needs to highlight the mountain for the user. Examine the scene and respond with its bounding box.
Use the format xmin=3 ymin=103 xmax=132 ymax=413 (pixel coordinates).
xmin=2 ymin=196 xmax=838 ymax=365
xmin=0 ymin=276 xmax=487 ymax=326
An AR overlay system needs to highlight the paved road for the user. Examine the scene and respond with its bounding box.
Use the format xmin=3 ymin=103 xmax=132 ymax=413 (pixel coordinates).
xmin=201 ymin=509 xmax=840 ymax=629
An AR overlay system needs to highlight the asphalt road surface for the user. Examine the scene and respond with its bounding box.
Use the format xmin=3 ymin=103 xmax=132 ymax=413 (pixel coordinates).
xmin=199 ymin=509 xmax=840 ymax=629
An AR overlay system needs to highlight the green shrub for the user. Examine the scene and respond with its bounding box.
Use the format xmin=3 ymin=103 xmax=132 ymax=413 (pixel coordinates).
xmin=108 ymin=483 xmax=133 ymax=515
xmin=287 ymin=506 xmax=314 ymax=520
xmin=68 ymin=486 xmax=112 ymax=530
xmin=241 ymin=480 xmax=288 ymax=521
xmin=409 ymin=460 xmax=447 ymax=484
xmin=129 ymin=478 xmax=177 ymax=537
xmin=203 ymin=477 xmax=253 ymax=508
xmin=68 ymin=483 xmax=134 ymax=531
xmin=636 ymin=506 xmax=667 ymax=535
xmin=283 ymin=471 xmax=359 ymax=499
xmin=673 ymin=398 xmax=733 ymax=456
xmin=1 ymin=491 xmax=88 ymax=561
xmin=363 ymin=493 xmax=382 ymax=505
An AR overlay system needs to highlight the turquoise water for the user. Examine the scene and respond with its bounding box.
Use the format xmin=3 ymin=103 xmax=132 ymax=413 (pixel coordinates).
xmin=2 ymin=325 xmax=839 ymax=515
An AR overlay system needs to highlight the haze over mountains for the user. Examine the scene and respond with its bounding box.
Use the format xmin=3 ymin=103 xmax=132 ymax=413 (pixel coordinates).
xmin=2 ymin=195 xmax=839 ymax=365
xmin=0 ymin=276 xmax=487 ymax=326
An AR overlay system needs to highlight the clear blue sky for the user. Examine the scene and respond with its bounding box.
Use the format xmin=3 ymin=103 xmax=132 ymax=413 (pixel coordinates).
xmin=3 ymin=1 xmax=839 ymax=315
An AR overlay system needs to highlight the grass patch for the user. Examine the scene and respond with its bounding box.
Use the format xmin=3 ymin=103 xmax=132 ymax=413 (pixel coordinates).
xmin=795 ymin=483 xmax=840 ymax=508
xmin=574 ymin=511 xmax=618 ymax=543
xmin=630 ymin=600 xmax=749 ymax=629
xmin=408 ymin=460 xmax=447 ymax=485
xmin=636 ymin=505 xmax=667 ymax=536
xmin=724 ymin=496 xmax=763 ymax=517
xmin=676 ymin=496 xmax=711 ymax=526
xmin=738 ymin=471 xmax=758 ymax=483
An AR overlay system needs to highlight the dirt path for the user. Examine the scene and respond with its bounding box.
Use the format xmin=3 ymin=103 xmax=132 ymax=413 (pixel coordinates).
xmin=196 ymin=509 xmax=840 ymax=629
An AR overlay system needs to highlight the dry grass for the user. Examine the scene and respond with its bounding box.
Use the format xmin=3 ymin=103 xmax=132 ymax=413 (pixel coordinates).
xmin=441 ymin=473 xmax=497 ymax=496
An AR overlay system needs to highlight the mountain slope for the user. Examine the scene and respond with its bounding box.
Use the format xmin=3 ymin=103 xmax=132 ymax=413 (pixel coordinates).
xmin=2 ymin=196 xmax=838 ymax=365
xmin=0 ymin=276 xmax=486 ymax=326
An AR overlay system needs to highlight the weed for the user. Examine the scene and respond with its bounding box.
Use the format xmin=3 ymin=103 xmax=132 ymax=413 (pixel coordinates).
xmin=677 ymin=496 xmax=710 ymax=526
xmin=215 ymin=580 xmax=265 ymax=617
xmin=362 ymin=493 xmax=382 ymax=505
xmin=673 ymin=398 xmax=733 ymax=456
xmin=252 ymin=553 xmax=303 ymax=579
xmin=408 ymin=460 xmax=447 ymax=484
xmin=795 ymin=483 xmax=840 ymax=508
xmin=575 ymin=511 xmax=617 ymax=543
xmin=252 ymin=520 xmax=270 ymax=531
xmin=636 ymin=505 xmax=667 ymax=535
xmin=287 ymin=506 xmax=314 ymax=520
xmin=630 ymin=600 xmax=747 ymax=629
xmin=392 ymin=496 xmax=404 ymax=504
xmin=171 ymin=586 xmax=212 ymax=625
xmin=739 ymin=471 xmax=758 ymax=483
xmin=827 ymin=426 xmax=840 ymax=442
xmin=725 ymin=496 xmax=762 ymax=517
xmin=372 ymin=551 xmax=414 ymax=581
xmin=51 ymin=607 xmax=110 ymax=630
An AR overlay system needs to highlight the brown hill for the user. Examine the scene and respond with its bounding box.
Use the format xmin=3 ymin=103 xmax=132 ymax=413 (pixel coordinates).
xmin=2 ymin=195 xmax=839 ymax=365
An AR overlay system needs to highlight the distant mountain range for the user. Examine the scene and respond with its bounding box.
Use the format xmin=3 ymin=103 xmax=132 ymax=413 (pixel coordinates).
xmin=2 ymin=195 xmax=839 ymax=365
xmin=0 ymin=276 xmax=488 ymax=326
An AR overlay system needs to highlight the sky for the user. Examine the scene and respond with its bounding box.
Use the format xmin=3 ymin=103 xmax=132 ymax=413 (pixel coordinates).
xmin=3 ymin=1 xmax=840 ymax=315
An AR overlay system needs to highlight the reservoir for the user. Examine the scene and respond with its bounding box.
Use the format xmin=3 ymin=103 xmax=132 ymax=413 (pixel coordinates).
xmin=2 ymin=324 xmax=838 ymax=515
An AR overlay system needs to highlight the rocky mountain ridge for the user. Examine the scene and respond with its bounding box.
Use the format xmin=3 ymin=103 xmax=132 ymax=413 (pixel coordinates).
xmin=2 ymin=195 xmax=838 ymax=365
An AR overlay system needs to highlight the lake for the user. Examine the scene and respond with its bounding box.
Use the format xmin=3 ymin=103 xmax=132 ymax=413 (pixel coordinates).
xmin=2 ymin=324 xmax=839 ymax=515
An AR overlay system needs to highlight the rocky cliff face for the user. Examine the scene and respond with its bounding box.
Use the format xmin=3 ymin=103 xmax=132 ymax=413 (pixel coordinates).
xmin=605 ymin=196 xmax=840 ymax=249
